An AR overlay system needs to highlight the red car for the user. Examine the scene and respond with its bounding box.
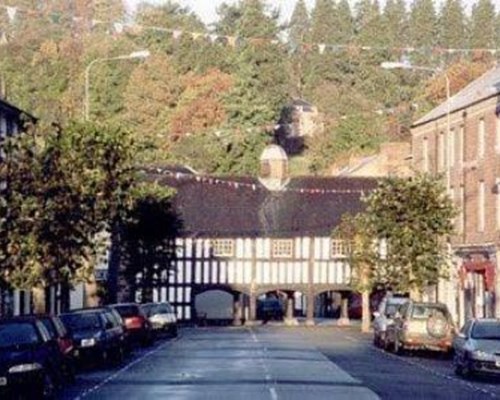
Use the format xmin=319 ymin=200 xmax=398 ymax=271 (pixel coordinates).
xmin=109 ymin=303 xmax=154 ymax=347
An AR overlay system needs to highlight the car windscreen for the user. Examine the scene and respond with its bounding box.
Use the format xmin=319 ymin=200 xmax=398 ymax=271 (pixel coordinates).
xmin=114 ymin=305 xmax=140 ymax=318
xmin=0 ymin=322 xmax=40 ymax=348
xmin=471 ymin=321 xmax=500 ymax=340
xmin=60 ymin=313 xmax=102 ymax=331
xmin=156 ymin=304 xmax=173 ymax=314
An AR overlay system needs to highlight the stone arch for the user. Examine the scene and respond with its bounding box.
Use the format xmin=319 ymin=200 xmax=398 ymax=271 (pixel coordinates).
xmin=193 ymin=285 xmax=249 ymax=326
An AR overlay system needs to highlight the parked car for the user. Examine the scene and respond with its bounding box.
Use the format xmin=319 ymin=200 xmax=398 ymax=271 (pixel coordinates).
xmin=109 ymin=303 xmax=153 ymax=346
xmin=453 ymin=319 xmax=500 ymax=377
xmin=385 ymin=301 xmax=455 ymax=354
xmin=35 ymin=314 xmax=76 ymax=382
xmin=0 ymin=316 xmax=64 ymax=399
xmin=60 ymin=307 xmax=126 ymax=366
xmin=141 ymin=302 xmax=178 ymax=337
xmin=257 ymin=298 xmax=284 ymax=321
xmin=372 ymin=296 xmax=409 ymax=348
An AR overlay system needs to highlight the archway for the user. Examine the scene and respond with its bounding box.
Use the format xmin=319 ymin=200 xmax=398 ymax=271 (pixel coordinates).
xmin=195 ymin=289 xmax=233 ymax=325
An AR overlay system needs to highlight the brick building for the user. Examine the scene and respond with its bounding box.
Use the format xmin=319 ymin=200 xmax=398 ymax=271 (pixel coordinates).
xmin=411 ymin=65 xmax=500 ymax=325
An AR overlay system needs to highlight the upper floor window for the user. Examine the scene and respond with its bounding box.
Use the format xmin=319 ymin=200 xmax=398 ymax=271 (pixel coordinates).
xmin=422 ymin=137 xmax=429 ymax=172
xmin=272 ymin=239 xmax=294 ymax=258
xmin=331 ymin=239 xmax=350 ymax=258
xmin=496 ymin=115 xmax=500 ymax=153
xmin=496 ymin=179 xmax=500 ymax=231
xmin=459 ymin=186 xmax=465 ymax=234
xmin=438 ymin=131 xmax=445 ymax=171
xmin=211 ymin=239 xmax=234 ymax=257
xmin=478 ymin=181 xmax=485 ymax=232
xmin=459 ymin=126 xmax=465 ymax=164
xmin=478 ymin=118 xmax=485 ymax=159
xmin=449 ymin=128 xmax=455 ymax=167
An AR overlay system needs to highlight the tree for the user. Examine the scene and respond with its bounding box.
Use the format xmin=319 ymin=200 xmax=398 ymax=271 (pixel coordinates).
xmin=383 ymin=0 xmax=408 ymax=48
xmin=438 ymin=0 xmax=466 ymax=49
xmin=120 ymin=183 xmax=180 ymax=303
xmin=335 ymin=174 xmax=455 ymax=330
xmin=362 ymin=174 xmax=455 ymax=295
xmin=123 ymin=53 xmax=184 ymax=160
xmin=409 ymin=0 xmax=438 ymax=48
xmin=0 ymin=121 xmax=138 ymax=311
xmin=289 ymin=0 xmax=310 ymax=48
xmin=468 ymin=0 xmax=496 ymax=49
xmin=169 ymin=69 xmax=234 ymax=139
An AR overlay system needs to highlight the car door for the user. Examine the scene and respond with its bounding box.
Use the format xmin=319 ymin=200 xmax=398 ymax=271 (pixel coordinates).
xmin=454 ymin=320 xmax=472 ymax=363
xmin=103 ymin=311 xmax=122 ymax=350
xmin=35 ymin=321 xmax=63 ymax=383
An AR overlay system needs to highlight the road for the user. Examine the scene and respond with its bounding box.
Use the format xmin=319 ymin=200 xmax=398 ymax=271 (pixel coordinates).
xmin=60 ymin=326 xmax=500 ymax=400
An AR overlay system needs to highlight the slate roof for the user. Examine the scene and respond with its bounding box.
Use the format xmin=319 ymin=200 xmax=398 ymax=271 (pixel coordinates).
xmin=414 ymin=65 xmax=500 ymax=127
xmin=145 ymin=168 xmax=378 ymax=238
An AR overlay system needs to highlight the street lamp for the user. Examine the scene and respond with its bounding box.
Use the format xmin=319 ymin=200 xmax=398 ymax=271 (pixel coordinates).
xmin=382 ymin=60 xmax=453 ymax=306
xmin=381 ymin=61 xmax=451 ymax=187
xmin=84 ymin=50 xmax=150 ymax=121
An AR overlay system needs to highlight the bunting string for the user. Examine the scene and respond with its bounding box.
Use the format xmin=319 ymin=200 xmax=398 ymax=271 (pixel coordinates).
xmin=0 ymin=4 xmax=499 ymax=56
xmin=142 ymin=167 xmax=369 ymax=195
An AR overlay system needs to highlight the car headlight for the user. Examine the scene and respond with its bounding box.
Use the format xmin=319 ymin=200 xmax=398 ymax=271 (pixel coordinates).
xmin=9 ymin=363 xmax=42 ymax=373
xmin=81 ymin=338 xmax=97 ymax=347
xmin=472 ymin=350 xmax=494 ymax=361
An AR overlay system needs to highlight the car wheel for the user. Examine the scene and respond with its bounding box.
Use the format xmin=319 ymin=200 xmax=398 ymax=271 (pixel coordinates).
xmin=394 ymin=338 xmax=403 ymax=355
xmin=453 ymin=355 xmax=463 ymax=376
xmin=170 ymin=325 xmax=178 ymax=338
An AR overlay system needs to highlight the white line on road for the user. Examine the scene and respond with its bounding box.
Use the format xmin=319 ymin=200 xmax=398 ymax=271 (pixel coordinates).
xmin=73 ymin=336 xmax=180 ymax=400
xmin=269 ymin=387 xmax=278 ymax=400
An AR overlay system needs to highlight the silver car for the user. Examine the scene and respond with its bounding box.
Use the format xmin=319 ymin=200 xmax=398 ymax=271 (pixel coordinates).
xmin=372 ymin=296 xmax=409 ymax=348
xmin=453 ymin=319 xmax=500 ymax=377
xmin=141 ymin=302 xmax=178 ymax=337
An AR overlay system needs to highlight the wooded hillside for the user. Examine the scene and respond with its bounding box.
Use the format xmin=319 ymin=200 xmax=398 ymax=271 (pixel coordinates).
xmin=1 ymin=0 xmax=499 ymax=174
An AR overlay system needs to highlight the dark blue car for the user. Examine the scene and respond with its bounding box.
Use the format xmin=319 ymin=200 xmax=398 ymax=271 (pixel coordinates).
xmin=0 ymin=316 xmax=63 ymax=399
xmin=60 ymin=308 xmax=126 ymax=367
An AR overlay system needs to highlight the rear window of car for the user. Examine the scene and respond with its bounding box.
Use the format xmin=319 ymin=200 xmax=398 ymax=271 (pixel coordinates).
xmin=157 ymin=304 xmax=173 ymax=314
xmin=141 ymin=304 xmax=155 ymax=317
xmin=0 ymin=322 xmax=40 ymax=348
xmin=471 ymin=321 xmax=500 ymax=340
xmin=60 ymin=313 xmax=102 ymax=331
xmin=40 ymin=318 xmax=58 ymax=339
xmin=114 ymin=305 xmax=140 ymax=318
xmin=411 ymin=305 xmax=447 ymax=320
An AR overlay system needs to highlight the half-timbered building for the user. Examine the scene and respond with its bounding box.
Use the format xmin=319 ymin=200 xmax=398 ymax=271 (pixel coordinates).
xmin=121 ymin=145 xmax=377 ymax=324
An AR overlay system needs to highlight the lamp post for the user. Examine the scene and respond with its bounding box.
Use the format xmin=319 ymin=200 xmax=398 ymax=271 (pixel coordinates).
xmin=84 ymin=50 xmax=150 ymax=121
xmin=382 ymin=61 xmax=453 ymax=305
xmin=381 ymin=61 xmax=451 ymax=187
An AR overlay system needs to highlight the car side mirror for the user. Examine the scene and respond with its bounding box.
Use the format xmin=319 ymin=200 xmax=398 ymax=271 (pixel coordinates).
xmin=457 ymin=332 xmax=467 ymax=339
xmin=372 ymin=311 xmax=380 ymax=318
xmin=394 ymin=311 xmax=402 ymax=319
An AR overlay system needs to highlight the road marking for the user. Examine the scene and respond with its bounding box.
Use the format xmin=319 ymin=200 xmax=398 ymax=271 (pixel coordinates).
xmin=73 ymin=336 xmax=180 ymax=400
xmin=269 ymin=387 xmax=278 ymax=400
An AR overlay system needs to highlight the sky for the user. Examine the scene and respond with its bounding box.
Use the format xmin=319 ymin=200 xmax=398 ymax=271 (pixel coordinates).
xmin=125 ymin=0 xmax=481 ymax=25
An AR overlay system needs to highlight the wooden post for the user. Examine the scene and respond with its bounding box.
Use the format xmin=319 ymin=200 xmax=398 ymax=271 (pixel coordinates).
xmin=306 ymin=237 xmax=315 ymax=326
xmin=233 ymin=293 xmax=243 ymax=326
xmin=337 ymin=292 xmax=351 ymax=326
